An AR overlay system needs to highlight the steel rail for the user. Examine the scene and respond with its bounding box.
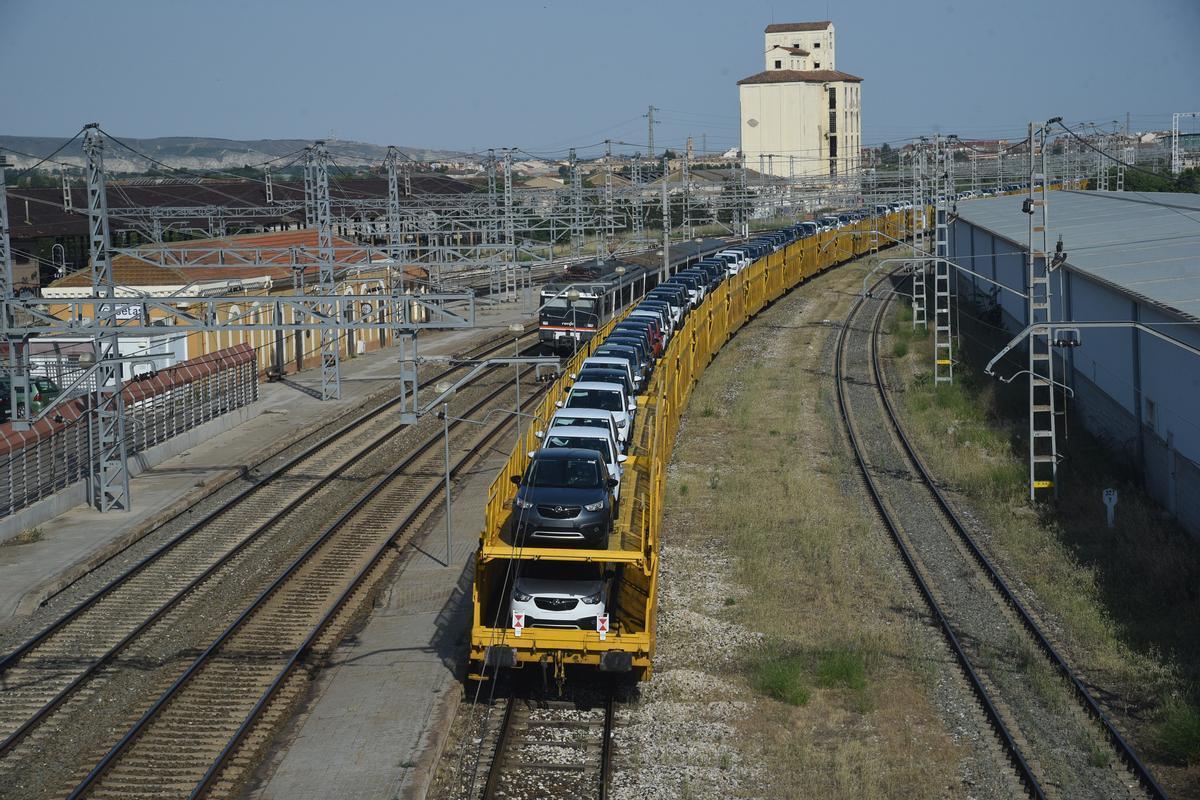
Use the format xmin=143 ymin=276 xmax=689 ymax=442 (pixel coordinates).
xmin=598 ymin=684 xmax=615 ymax=800
xmin=479 ymin=686 xmax=615 ymax=800
xmin=480 ymin=693 xmax=517 ymax=800
xmin=0 ymin=325 xmax=537 ymax=757
xmin=834 ymin=272 xmax=1046 ymax=799
xmin=68 ymin=362 xmax=544 ymax=799
xmin=868 ymin=276 xmax=1167 ymax=799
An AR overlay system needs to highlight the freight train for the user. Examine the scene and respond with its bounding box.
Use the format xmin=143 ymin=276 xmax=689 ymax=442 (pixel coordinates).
xmin=475 ymin=209 xmax=922 ymax=687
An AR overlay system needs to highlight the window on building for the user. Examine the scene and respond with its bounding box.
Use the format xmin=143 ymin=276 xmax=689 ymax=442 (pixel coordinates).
xmin=792 ymin=42 xmax=799 ymax=48
xmin=814 ymin=62 xmax=821 ymax=68
xmin=1146 ymin=398 xmax=1157 ymax=431
xmin=774 ymin=60 xmax=782 ymax=69
xmin=813 ymin=41 xmax=821 ymax=47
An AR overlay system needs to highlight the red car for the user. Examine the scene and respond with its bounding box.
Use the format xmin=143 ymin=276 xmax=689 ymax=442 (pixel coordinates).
xmin=612 ymin=318 xmax=663 ymax=359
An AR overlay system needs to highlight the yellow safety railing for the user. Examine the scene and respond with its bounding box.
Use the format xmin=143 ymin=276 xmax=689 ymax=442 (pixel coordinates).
xmin=472 ymin=211 xmax=927 ymax=676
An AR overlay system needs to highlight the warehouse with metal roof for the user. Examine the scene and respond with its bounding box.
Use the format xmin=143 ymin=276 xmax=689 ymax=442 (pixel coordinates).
xmin=950 ymin=189 xmax=1200 ymax=535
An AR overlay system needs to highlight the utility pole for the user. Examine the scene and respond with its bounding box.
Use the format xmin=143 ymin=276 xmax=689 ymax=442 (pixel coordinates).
xmin=385 ymin=146 xmax=405 ymax=292
xmin=83 ymin=124 xmax=130 ymax=512
xmin=932 ymin=134 xmax=954 ymax=384
xmin=486 ymin=148 xmax=498 ymax=246
xmin=738 ymin=153 xmax=748 ymax=238
xmin=1026 ymin=121 xmax=1058 ymax=499
xmin=681 ymin=149 xmax=692 ymax=238
xmin=644 ymin=105 xmax=659 ymax=158
xmin=604 ymin=140 xmax=615 ymax=257
xmin=307 ymin=142 xmax=341 ymax=401
xmin=502 ymin=150 xmax=515 ymax=254
xmin=1 ymin=156 xmax=13 ymax=317
xmin=631 ymin=154 xmax=644 ymax=242
xmin=911 ymin=140 xmax=928 ymax=330
xmin=569 ymin=148 xmax=582 ymax=257
xmin=660 ymin=155 xmax=670 ymax=282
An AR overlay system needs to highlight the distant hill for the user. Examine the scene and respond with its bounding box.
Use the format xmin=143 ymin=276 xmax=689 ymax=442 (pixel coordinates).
xmin=0 ymin=134 xmax=475 ymax=173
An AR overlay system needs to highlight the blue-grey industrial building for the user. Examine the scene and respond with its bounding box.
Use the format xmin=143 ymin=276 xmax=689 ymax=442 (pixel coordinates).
xmin=949 ymin=190 xmax=1200 ymax=536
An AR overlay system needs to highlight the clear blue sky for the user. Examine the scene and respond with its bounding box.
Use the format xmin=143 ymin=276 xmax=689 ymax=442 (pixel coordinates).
xmin=2 ymin=0 xmax=1197 ymax=157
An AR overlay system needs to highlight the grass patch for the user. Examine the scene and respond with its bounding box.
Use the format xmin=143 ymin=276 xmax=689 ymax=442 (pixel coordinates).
xmin=1 ymin=527 xmax=44 ymax=546
xmin=1155 ymin=701 xmax=1200 ymax=766
xmin=1088 ymin=746 xmax=1112 ymax=768
xmin=817 ymin=648 xmax=868 ymax=692
xmin=751 ymin=655 xmax=811 ymax=706
xmin=891 ymin=339 xmax=908 ymax=358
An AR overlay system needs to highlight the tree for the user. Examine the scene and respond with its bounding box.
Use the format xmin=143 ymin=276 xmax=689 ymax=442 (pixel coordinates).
xmin=662 ymin=149 xmax=677 ymax=161
xmin=879 ymin=142 xmax=898 ymax=167
xmin=1175 ymin=167 xmax=1200 ymax=193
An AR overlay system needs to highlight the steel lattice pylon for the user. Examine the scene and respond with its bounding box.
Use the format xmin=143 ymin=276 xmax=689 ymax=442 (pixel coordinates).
xmin=1026 ymin=122 xmax=1058 ymax=498
xmin=83 ymin=125 xmax=131 ymax=512
xmin=307 ymin=143 xmax=341 ymax=401
xmin=910 ymin=144 xmax=928 ymax=331
xmin=933 ymin=135 xmax=954 ymax=384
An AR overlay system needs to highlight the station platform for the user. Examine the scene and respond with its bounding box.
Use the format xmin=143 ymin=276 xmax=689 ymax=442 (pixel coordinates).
xmin=0 ymin=301 xmax=531 ymax=621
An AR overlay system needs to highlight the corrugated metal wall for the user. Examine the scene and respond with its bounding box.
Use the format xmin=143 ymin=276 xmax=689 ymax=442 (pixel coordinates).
xmin=950 ymin=218 xmax=1200 ymax=538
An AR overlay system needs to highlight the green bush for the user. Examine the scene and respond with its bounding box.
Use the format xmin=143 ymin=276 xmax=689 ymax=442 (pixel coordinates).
xmin=1156 ymin=700 xmax=1200 ymax=765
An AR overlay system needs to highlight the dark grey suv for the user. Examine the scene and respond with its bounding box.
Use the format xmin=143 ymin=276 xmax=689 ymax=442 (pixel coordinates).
xmin=510 ymin=448 xmax=617 ymax=549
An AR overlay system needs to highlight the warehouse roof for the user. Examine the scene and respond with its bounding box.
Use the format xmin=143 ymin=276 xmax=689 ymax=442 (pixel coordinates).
xmin=764 ymin=21 xmax=831 ymax=32
xmin=737 ymin=69 xmax=862 ymax=85
xmin=955 ymin=190 xmax=1200 ymax=322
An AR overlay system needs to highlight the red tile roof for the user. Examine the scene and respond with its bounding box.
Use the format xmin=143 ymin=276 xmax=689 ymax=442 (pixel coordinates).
xmin=738 ymin=69 xmax=862 ymax=85
xmin=49 ymin=229 xmax=373 ymax=289
xmin=764 ymin=21 xmax=832 ymax=33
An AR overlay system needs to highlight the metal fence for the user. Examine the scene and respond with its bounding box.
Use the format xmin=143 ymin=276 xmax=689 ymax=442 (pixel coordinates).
xmin=0 ymin=344 xmax=258 ymax=519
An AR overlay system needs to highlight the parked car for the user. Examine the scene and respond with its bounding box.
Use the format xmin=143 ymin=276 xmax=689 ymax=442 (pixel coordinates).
xmin=606 ymin=329 xmax=653 ymax=365
xmin=548 ymin=408 xmax=624 ymax=453
xmin=595 ymin=340 xmax=650 ymax=377
xmin=510 ymin=559 xmax=608 ymax=630
xmin=613 ymin=319 xmax=663 ymax=358
xmin=537 ymin=424 xmax=626 ymax=500
xmin=510 ymin=447 xmax=617 ymax=548
xmin=581 ymin=355 xmax=640 ymax=392
xmin=572 ymin=366 xmax=635 ymax=398
xmin=0 ymin=378 xmax=47 ymax=420
xmin=560 ymin=381 xmax=635 ymax=444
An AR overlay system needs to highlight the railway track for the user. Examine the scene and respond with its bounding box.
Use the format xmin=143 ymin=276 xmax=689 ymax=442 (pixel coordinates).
xmin=468 ymin=685 xmax=614 ymax=800
xmin=57 ymin=370 xmax=543 ymax=799
xmin=834 ymin=271 xmax=1165 ymax=799
xmin=0 ymin=325 xmax=541 ymax=798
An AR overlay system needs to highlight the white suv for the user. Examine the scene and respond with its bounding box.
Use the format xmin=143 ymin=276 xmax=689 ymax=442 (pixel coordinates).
xmin=560 ymin=381 xmax=635 ymax=445
xmin=511 ymin=560 xmax=607 ymax=630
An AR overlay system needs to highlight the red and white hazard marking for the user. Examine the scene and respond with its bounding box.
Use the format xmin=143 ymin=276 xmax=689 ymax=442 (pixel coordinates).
xmin=512 ymin=611 xmax=525 ymax=637
xmin=596 ymin=614 xmax=609 ymax=641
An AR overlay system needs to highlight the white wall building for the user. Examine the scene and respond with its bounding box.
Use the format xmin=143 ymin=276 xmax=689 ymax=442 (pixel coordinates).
xmin=738 ymin=21 xmax=862 ymax=180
